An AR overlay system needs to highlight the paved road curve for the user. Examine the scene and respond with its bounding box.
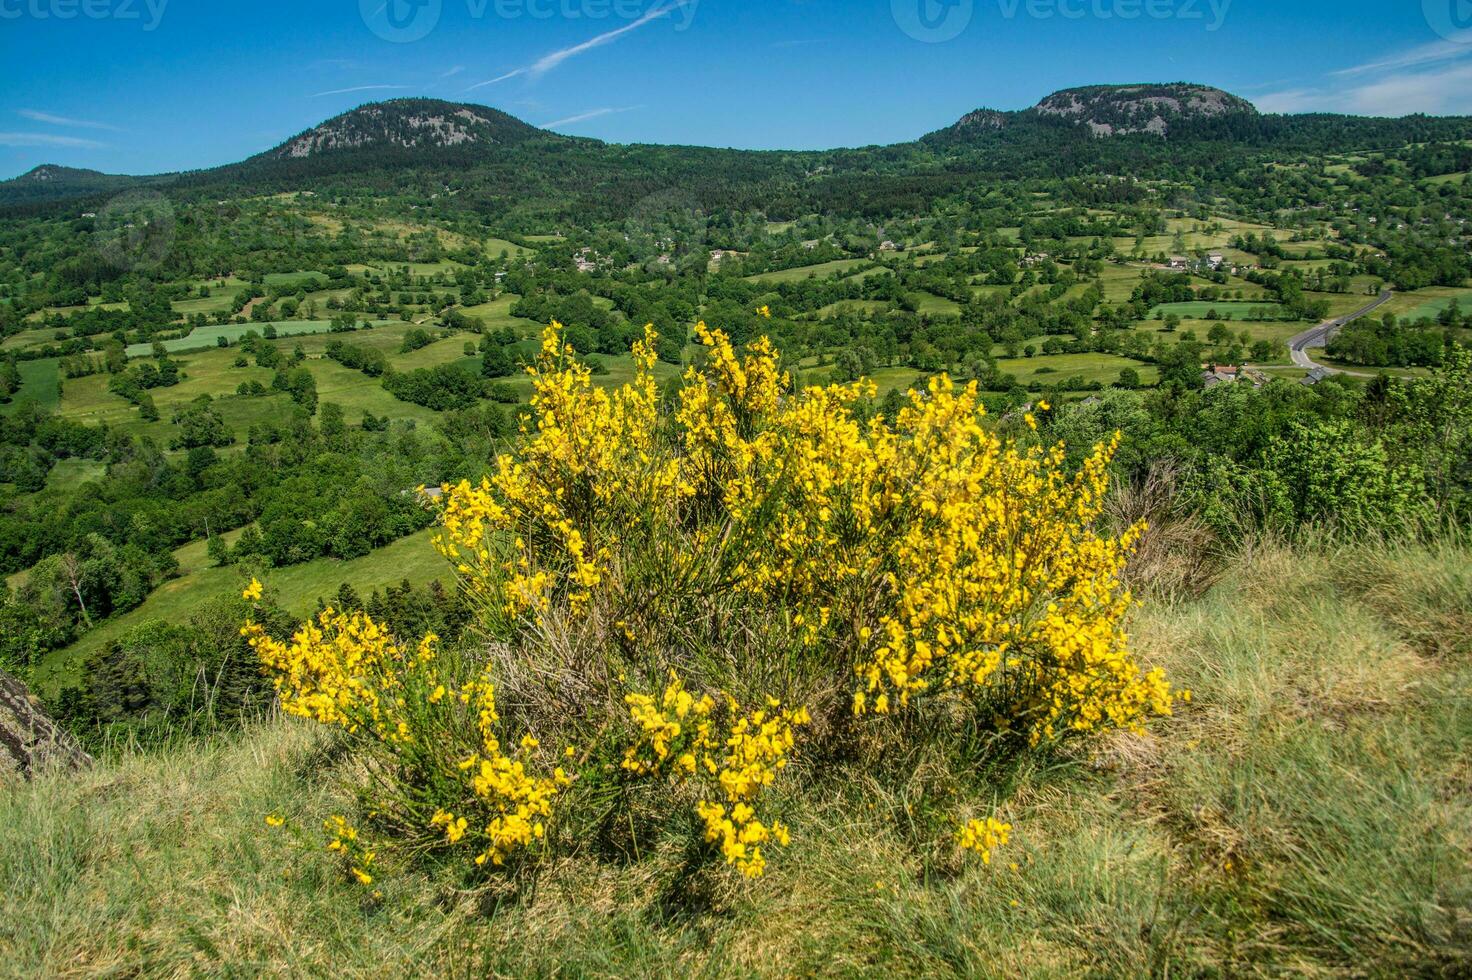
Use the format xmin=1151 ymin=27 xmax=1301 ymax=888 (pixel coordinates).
xmin=1288 ymin=290 xmax=1394 ymax=373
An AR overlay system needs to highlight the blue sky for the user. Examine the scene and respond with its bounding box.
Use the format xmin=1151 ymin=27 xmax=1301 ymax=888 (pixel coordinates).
xmin=2 ymin=0 xmax=1470 ymax=178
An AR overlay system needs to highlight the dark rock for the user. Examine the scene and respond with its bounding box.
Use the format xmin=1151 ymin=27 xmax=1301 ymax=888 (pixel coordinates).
xmin=0 ymin=669 xmax=91 ymax=781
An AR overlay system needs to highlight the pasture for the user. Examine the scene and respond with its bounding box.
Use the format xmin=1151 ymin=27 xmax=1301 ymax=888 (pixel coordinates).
xmin=33 ymin=527 xmax=453 ymax=693
xmin=746 ymin=259 xmax=871 ymax=284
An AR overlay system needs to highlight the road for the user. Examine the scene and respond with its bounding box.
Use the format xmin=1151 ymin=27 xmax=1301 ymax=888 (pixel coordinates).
xmin=1287 ymin=290 xmax=1394 ymax=374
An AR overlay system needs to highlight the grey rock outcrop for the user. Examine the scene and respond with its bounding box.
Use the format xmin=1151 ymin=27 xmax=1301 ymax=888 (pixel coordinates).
xmin=0 ymin=669 xmax=91 ymax=781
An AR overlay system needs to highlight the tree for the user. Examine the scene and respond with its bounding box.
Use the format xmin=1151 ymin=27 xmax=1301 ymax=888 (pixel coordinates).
xmin=481 ymin=345 xmax=514 ymax=378
xmin=57 ymin=553 xmax=93 ymax=629
xmin=319 ymin=401 xmax=347 ymax=449
xmin=207 ymin=534 xmax=231 ymax=567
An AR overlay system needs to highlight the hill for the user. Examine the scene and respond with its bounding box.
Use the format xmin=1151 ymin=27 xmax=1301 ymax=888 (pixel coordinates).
xmin=4 ymin=538 xmax=1468 ymax=974
xmin=258 ymin=98 xmax=555 ymax=160
xmin=1032 ymin=82 xmax=1257 ymax=136
xmin=0 ymin=164 xmax=150 ymax=206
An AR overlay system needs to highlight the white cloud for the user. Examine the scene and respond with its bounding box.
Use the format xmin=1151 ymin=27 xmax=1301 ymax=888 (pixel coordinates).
xmin=1258 ymin=39 xmax=1472 ymax=117
xmin=310 ymin=84 xmax=411 ymax=98
xmin=465 ymin=0 xmax=694 ymax=92
xmin=465 ymin=68 xmax=527 ymax=92
xmin=1331 ymin=32 xmax=1472 ymax=77
xmin=0 ymin=132 xmax=108 ymax=148
xmin=1345 ymin=61 xmax=1472 ymax=116
xmin=18 ymin=109 xmax=123 ymax=132
xmin=540 ymin=105 xmax=641 ymax=129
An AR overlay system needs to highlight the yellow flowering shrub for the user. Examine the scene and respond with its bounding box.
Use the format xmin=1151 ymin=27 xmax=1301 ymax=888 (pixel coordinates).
xmin=435 ymin=322 xmax=1173 ymax=740
xmin=240 ymin=582 xmax=564 ymax=877
xmin=242 ymin=319 xmax=1179 ymax=891
xmin=620 ymin=671 xmax=807 ymax=877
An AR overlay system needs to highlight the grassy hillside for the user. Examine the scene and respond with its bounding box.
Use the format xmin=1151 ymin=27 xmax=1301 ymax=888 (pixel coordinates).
xmin=4 ymin=538 xmax=1468 ymax=975
xmin=30 ymin=528 xmax=452 ymax=693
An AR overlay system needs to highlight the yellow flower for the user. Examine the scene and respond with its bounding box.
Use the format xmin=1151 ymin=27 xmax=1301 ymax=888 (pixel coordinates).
xmin=242 ymin=578 xmax=263 ymax=601
xmin=957 ymin=816 xmax=1013 ymax=864
xmin=264 ymin=814 xmax=285 ymax=828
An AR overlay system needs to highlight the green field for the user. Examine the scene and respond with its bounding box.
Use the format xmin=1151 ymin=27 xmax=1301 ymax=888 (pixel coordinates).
xmin=307 ymin=360 xmax=440 ymax=425
xmin=0 ymin=357 xmax=60 ymax=413
xmin=484 ymin=237 xmax=530 ymax=258
xmin=33 ymin=527 xmax=453 ymax=693
xmin=746 ymin=259 xmax=870 ymax=284
xmin=352 ymin=260 xmax=468 ymax=279
xmin=995 ymin=352 xmax=1158 ymax=386
xmin=1147 ymin=318 xmax=1303 ymax=353
xmin=914 ymin=291 xmax=962 ymax=316
xmin=1399 ymin=288 xmax=1472 ymax=322
xmin=1149 ymin=301 xmax=1289 ymax=321
xmin=125 ymin=320 xmax=387 ymax=357
xmin=263 ymin=271 xmax=329 ymax=290
xmin=814 ymin=300 xmax=889 ymax=319
xmin=22 ymin=300 xmax=129 ymax=323
xmin=43 ymin=456 xmax=107 ymax=491
xmin=1 ymin=326 xmax=73 ymax=353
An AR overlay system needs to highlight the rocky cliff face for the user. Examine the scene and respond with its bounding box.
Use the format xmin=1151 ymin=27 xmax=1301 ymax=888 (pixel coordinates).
xmin=262 ymin=99 xmax=547 ymax=160
xmin=0 ymin=670 xmax=90 ymax=781
xmin=1033 ymin=84 xmax=1257 ymax=137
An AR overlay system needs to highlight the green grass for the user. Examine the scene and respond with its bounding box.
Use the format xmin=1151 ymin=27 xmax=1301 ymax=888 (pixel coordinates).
xmin=352 ymin=260 xmax=468 ymax=279
xmin=32 ymin=528 xmax=452 ymax=693
xmin=459 ymin=295 xmax=533 ymax=331
xmin=1149 ymin=301 xmax=1288 ymax=321
xmin=308 ymin=360 xmax=441 ymax=425
xmin=814 ymin=300 xmax=889 ymax=319
xmin=995 ymin=352 xmax=1157 ymax=386
xmin=1096 ymin=263 xmax=1148 ymax=302
xmin=1423 ymin=171 xmax=1468 ymax=186
xmin=1134 ymin=318 xmax=1303 ymax=352
xmin=745 ymin=259 xmax=869 ymax=284
xmin=392 ymin=337 xmax=480 ymax=372
xmin=0 ymin=358 xmax=60 ymax=413
xmin=59 ymin=347 xmax=294 ymax=440
xmin=914 ymin=291 xmax=961 ymax=316
xmin=125 ymin=320 xmax=385 ymax=357
xmin=5 ymin=539 xmax=1468 ymax=974
xmin=1 ymin=327 xmax=73 ymax=353
xmin=263 ymin=271 xmax=329 ymax=290
xmin=1400 ymin=288 xmax=1472 ymax=323
xmin=43 ymin=456 xmax=106 ymax=491
xmin=484 ymin=237 xmax=530 ymax=258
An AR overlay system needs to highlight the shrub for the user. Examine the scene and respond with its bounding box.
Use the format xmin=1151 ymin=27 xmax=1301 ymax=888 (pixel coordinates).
xmin=242 ymin=321 xmax=1177 ymax=891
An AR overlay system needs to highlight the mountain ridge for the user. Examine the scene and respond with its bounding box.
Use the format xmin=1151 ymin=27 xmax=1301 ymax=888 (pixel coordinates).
xmin=3 ymin=82 xmax=1470 ymax=210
